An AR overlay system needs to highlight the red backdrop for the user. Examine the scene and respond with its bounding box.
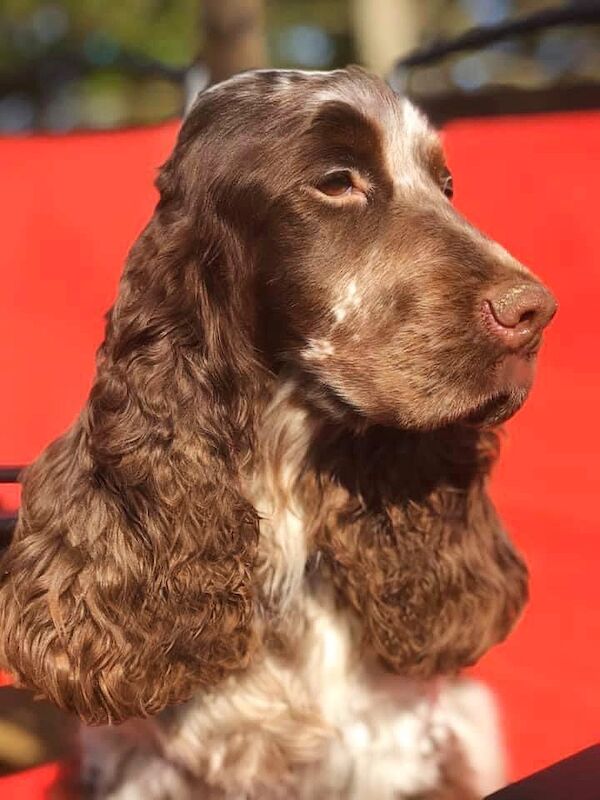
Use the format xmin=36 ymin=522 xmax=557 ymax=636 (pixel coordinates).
xmin=1 ymin=111 xmax=598 ymax=792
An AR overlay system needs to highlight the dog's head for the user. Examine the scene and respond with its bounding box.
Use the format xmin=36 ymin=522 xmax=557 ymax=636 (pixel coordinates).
xmin=0 ymin=68 xmax=553 ymax=723
xmin=183 ymin=67 xmax=554 ymax=429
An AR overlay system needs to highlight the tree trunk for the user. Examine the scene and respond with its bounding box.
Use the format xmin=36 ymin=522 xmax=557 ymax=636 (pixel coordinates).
xmin=352 ymin=0 xmax=424 ymax=77
xmin=201 ymin=0 xmax=267 ymax=85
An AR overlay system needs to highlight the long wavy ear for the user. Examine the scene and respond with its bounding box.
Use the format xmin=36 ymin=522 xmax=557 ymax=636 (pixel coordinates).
xmin=0 ymin=117 xmax=264 ymax=724
xmin=315 ymin=425 xmax=528 ymax=677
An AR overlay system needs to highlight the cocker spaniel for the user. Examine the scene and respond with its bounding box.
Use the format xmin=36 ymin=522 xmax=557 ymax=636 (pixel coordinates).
xmin=0 ymin=68 xmax=556 ymax=799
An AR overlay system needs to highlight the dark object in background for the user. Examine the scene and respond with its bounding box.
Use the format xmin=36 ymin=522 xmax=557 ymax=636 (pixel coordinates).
xmin=202 ymin=0 xmax=267 ymax=84
xmin=0 ymin=466 xmax=20 ymax=549
xmin=485 ymin=745 xmax=600 ymax=799
xmin=0 ymin=686 xmax=75 ymax=777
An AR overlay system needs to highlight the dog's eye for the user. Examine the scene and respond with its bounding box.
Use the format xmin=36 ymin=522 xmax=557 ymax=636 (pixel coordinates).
xmin=316 ymin=169 xmax=356 ymax=197
xmin=441 ymin=171 xmax=454 ymax=199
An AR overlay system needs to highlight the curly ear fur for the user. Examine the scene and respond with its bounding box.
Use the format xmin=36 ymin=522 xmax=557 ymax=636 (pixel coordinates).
xmin=0 ymin=123 xmax=265 ymax=724
xmin=313 ymin=425 xmax=528 ymax=676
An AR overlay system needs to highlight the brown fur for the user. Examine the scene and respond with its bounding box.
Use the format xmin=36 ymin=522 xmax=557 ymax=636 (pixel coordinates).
xmin=310 ymin=424 xmax=528 ymax=678
xmin=0 ymin=125 xmax=268 ymax=724
xmin=0 ymin=67 xmax=551 ymax=757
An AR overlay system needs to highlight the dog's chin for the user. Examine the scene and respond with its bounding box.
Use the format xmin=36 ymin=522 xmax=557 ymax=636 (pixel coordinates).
xmin=405 ymin=352 xmax=537 ymax=431
xmin=469 ymin=350 xmax=539 ymax=426
xmin=407 ymin=387 xmax=529 ymax=432
xmin=462 ymin=387 xmax=529 ymax=427
xmin=443 ymin=351 xmax=538 ymax=428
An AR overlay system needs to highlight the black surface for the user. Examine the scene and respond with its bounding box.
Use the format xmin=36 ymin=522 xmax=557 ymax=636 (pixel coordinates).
xmin=410 ymin=82 xmax=600 ymax=126
xmin=0 ymin=466 xmax=23 ymax=484
xmin=486 ymin=745 xmax=600 ymax=799
xmin=393 ymin=2 xmax=600 ymax=70
xmin=0 ymin=513 xmax=17 ymax=546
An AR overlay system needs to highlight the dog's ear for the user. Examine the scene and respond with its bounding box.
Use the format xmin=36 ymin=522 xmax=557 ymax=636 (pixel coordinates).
xmin=316 ymin=427 xmax=529 ymax=676
xmin=0 ymin=113 xmax=265 ymax=724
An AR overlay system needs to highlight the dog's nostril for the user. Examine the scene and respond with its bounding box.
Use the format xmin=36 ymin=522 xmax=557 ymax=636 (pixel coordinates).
xmin=485 ymin=282 xmax=556 ymax=347
xmin=488 ymin=283 xmax=556 ymax=329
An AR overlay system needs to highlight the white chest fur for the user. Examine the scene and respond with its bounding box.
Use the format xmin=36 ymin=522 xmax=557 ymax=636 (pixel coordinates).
xmin=305 ymin=607 xmax=506 ymax=798
xmin=159 ymin=578 xmax=505 ymax=799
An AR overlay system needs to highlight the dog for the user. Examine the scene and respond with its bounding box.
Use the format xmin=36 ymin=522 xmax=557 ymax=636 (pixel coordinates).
xmin=0 ymin=67 xmax=556 ymax=798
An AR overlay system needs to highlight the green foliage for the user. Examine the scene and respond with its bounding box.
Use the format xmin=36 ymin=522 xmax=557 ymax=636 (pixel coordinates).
xmin=3 ymin=0 xmax=200 ymax=65
xmin=1 ymin=0 xmax=352 ymax=67
xmin=0 ymin=0 xmax=355 ymax=130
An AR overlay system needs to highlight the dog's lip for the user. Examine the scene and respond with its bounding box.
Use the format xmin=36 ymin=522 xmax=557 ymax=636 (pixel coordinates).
xmin=495 ymin=349 xmax=538 ymax=390
xmin=520 ymin=332 xmax=542 ymax=359
xmin=491 ymin=329 xmax=542 ymax=361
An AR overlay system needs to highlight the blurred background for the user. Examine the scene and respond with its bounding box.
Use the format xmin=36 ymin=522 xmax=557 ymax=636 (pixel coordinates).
xmin=1 ymin=0 xmax=599 ymax=132
xmin=1 ymin=1 xmax=599 ymax=796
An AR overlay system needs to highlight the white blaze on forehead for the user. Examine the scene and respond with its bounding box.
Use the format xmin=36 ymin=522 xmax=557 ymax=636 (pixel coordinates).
xmin=207 ymin=68 xmax=350 ymax=104
xmin=252 ymin=68 xmax=338 ymax=96
xmin=386 ymin=98 xmax=437 ymax=192
xmin=200 ymin=68 xmax=340 ymax=106
xmin=402 ymin=99 xmax=431 ymax=141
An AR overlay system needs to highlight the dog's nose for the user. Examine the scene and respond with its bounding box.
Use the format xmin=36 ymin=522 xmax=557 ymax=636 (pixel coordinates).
xmin=484 ymin=282 xmax=556 ymax=349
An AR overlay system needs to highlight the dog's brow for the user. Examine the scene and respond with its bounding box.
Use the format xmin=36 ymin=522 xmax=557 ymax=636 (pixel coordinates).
xmin=306 ymin=99 xmax=385 ymax=175
xmin=310 ymin=99 xmax=370 ymax=133
xmin=424 ymin=140 xmax=448 ymax=176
